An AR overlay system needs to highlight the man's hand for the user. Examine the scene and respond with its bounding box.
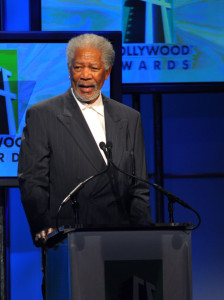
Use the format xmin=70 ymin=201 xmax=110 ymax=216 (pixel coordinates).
xmin=35 ymin=228 xmax=56 ymax=245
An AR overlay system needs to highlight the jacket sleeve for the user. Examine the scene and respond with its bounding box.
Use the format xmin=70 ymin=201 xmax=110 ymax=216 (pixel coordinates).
xmin=18 ymin=105 xmax=51 ymax=238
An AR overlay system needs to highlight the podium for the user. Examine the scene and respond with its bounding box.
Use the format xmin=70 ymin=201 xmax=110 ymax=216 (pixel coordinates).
xmin=44 ymin=225 xmax=192 ymax=300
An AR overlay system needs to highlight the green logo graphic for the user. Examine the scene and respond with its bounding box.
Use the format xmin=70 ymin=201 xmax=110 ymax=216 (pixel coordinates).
xmin=0 ymin=50 xmax=18 ymax=134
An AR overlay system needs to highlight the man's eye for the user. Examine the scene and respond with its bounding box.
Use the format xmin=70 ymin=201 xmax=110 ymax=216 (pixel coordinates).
xmin=73 ymin=66 xmax=81 ymax=70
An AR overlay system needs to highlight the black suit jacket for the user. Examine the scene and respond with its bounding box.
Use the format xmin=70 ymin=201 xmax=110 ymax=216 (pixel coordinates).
xmin=18 ymin=89 xmax=153 ymax=238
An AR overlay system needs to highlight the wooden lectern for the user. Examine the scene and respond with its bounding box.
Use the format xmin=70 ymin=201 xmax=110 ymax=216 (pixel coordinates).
xmin=44 ymin=225 xmax=192 ymax=300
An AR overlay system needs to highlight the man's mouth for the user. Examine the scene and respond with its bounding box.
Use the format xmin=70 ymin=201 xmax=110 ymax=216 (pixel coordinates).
xmin=77 ymin=83 xmax=96 ymax=93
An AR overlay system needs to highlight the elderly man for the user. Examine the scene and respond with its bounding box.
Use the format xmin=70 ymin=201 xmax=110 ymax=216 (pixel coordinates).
xmin=18 ymin=33 xmax=153 ymax=246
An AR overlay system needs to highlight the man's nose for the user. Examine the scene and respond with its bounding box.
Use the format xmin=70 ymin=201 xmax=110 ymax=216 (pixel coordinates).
xmin=80 ymin=67 xmax=92 ymax=80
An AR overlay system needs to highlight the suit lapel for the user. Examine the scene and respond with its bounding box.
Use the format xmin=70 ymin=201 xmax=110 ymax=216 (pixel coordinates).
xmin=56 ymin=90 xmax=106 ymax=171
xmin=103 ymin=96 xmax=128 ymax=167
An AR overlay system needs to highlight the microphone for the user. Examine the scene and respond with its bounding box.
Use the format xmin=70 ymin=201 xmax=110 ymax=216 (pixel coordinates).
xmin=99 ymin=141 xmax=108 ymax=158
xmin=99 ymin=141 xmax=112 ymax=162
xmin=106 ymin=141 xmax=113 ymax=160
xmin=101 ymin=141 xmax=201 ymax=230
xmin=99 ymin=141 xmax=107 ymax=151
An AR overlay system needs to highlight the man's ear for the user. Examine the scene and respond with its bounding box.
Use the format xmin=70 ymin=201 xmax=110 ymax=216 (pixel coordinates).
xmin=68 ymin=64 xmax=71 ymax=78
xmin=105 ymin=67 xmax=112 ymax=80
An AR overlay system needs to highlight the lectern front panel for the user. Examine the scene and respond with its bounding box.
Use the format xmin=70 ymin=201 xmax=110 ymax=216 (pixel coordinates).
xmin=45 ymin=229 xmax=192 ymax=300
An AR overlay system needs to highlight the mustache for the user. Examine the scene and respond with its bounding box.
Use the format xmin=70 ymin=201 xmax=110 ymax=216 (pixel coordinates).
xmin=77 ymin=82 xmax=97 ymax=88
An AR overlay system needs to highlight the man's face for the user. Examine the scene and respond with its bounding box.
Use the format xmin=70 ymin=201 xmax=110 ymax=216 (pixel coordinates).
xmin=69 ymin=47 xmax=111 ymax=103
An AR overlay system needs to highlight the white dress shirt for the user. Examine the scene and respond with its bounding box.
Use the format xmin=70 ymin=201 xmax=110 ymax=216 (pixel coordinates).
xmin=71 ymin=88 xmax=107 ymax=163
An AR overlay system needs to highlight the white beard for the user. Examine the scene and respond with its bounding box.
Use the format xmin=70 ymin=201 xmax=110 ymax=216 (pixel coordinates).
xmin=75 ymin=89 xmax=100 ymax=103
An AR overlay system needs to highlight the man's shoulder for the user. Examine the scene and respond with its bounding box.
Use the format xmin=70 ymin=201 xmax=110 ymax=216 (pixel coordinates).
xmin=103 ymin=94 xmax=140 ymax=116
xmin=28 ymin=89 xmax=71 ymax=112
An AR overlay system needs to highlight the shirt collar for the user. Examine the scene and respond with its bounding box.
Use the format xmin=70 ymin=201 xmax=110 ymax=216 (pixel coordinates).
xmin=71 ymin=88 xmax=104 ymax=116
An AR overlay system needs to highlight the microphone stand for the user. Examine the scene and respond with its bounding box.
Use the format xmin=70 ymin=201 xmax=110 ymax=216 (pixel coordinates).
xmin=103 ymin=143 xmax=201 ymax=230
xmin=56 ymin=162 xmax=110 ymax=232
xmin=168 ymin=196 xmax=174 ymax=223
xmin=71 ymin=194 xmax=80 ymax=228
xmin=56 ymin=141 xmax=201 ymax=232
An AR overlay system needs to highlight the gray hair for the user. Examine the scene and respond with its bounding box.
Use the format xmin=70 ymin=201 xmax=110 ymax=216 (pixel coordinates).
xmin=66 ymin=33 xmax=115 ymax=70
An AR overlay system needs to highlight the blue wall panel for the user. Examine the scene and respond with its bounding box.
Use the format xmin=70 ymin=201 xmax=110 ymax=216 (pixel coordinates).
xmin=9 ymin=188 xmax=42 ymax=300
xmin=162 ymin=93 xmax=224 ymax=299
xmin=3 ymin=0 xmax=29 ymax=30
xmin=163 ymin=93 xmax=224 ymax=174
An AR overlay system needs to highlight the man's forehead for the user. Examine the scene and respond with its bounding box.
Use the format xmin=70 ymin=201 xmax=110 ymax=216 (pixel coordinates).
xmin=73 ymin=61 xmax=102 ymax=67
xmin=72 ymin=47 xmax=104 ymax=64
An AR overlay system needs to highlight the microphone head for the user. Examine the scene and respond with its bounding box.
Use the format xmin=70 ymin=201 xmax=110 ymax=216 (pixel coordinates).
xmin=99 ymin=142 xmax=106 ymax=150
xmin=106 ymin=141 xmax=113 ymax=149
